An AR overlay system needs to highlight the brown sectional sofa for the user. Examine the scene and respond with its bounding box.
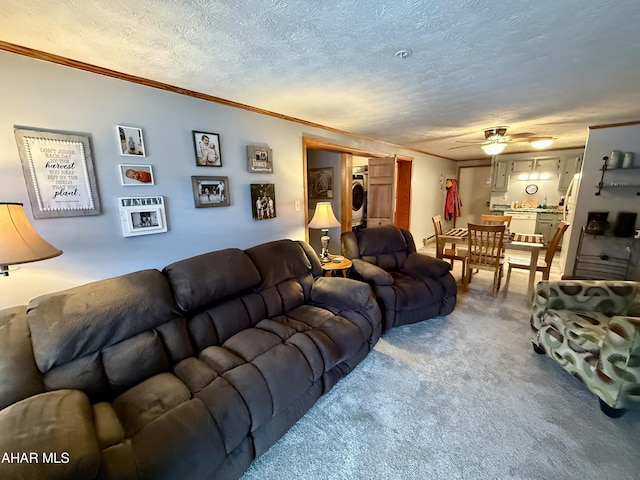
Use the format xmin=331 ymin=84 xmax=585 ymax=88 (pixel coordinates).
xmin=0 ymin=239 xmax=381 ymax=479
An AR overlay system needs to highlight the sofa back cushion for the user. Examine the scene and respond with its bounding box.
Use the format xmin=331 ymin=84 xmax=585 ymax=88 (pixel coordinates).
xmin=245 ymin=240 xmax=317 ymax=317
xmin=163 ymin=248 xmax=261 ymax=312
xmin=348 ymin=226 xmax=416 ymax=271
xmin=27 ymin=269 xmax=189 ymax=400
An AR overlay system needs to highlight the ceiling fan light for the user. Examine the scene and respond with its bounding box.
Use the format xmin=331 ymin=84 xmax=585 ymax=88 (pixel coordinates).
xmin=531 ymin=139 xmax=554 ymax=149
xmin=481 ymin=143 xmax=507 ymax=155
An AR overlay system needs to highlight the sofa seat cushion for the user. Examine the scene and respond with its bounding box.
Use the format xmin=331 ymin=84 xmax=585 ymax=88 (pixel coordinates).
xmin=388 ymin=272 xmax=445 ymax=310
xmin=538 ymin=310 xmax=612 ymax=379
xmin=0 ymin=390 xmax=100 ymax=480
xmin=112 ymin=372 xmax=191 ymax=437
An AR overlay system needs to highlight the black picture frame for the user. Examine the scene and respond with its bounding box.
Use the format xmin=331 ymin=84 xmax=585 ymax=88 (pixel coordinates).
xmin=192 ymin=131 xmax=222 ymax=167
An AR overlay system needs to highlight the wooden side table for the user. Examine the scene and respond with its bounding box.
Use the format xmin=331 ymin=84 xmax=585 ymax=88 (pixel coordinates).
xmin=321 ymin=256 xmax=352 ymax=278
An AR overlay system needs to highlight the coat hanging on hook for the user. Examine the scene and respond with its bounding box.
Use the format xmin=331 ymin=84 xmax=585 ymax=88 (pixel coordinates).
xmin=444 ymin=179 xmax=462 ymax=221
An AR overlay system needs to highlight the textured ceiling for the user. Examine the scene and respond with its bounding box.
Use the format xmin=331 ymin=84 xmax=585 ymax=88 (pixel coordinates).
xmin=2 ymin=0 xmax=640 ymax=160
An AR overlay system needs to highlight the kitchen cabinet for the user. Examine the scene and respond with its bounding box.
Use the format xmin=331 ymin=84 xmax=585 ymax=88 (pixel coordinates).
xmin=557 ymin=156 xmax=583 ymax=191
xmin=536 ymin=212 xmax=559 ymax=244
xmin=491 ymin=159 xmax=510 ymax=192
xmin=511 ymin=159 xmax=534 ymax=173
xmin=534 ymin=157 xmax=560 ymax=174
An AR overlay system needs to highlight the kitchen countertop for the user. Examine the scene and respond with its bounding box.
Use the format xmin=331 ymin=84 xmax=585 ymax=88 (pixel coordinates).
xmin=490 ymin=206 xmax=564 ymax=214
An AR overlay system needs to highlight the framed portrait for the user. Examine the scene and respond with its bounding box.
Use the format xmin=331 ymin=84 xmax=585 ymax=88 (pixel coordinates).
xmin=247 ymin=145 xmax=273 ymax=173
xmin=250 ymin=183 xmax=276 ymax=220
xmin=308 ymin=167 xmax=334 ymax=199
xmin=119 ymin=164 xmax=154 ymax=186
xmin=117 ymin=125 xmax=146 ymax=157
xmin=192 ymin=131 xmax=222 ymax=167
xmin=191 ymin=176 xmax=230 ymax=208
xmin=14 ymin=127 xmax=101 ymax=218
xmin=117 ymin=196 xmax=167 ymax=237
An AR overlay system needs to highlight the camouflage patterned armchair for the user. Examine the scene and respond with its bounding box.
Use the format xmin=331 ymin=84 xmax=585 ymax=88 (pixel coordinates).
xmin=530 ymin=280 xmax=640 ymax=417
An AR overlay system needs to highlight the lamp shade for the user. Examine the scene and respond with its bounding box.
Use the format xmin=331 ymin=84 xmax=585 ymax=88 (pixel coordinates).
xmin=481 ymin=142 xmax=507 ymax=156
xmin=0 ymin=202 xmax=62 ymax=274
xmin=308 ymin=202 xmax=340 ymax=229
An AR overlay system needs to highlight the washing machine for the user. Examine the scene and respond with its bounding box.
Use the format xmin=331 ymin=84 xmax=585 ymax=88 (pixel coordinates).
xmin=352 ymin=169 xmax=367 ymax=228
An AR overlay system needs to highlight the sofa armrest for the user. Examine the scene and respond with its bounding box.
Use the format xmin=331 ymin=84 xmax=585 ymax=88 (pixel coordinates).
xmin=350 ymin=258 xmax=393 ymax=286
xmin=310 ymin=277 xmax=383 ymax=347
xmin=311 ymin=277 xmax=375 ymax=310
xmin=535 ymin=280 xmax=639 ymax=316
xmin=597 ymin=315 xmax=640 ymax=408
xmin=0 ymin=390 xmax=100 ymax=480
xmin=401 ymin=252 xmax=451 ymax=280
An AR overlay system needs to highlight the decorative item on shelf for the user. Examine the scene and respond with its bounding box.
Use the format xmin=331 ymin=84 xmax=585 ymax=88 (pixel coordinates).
xmin=606 ymin=150 xmax=622 ymax=169
xmin=308 ymin=201 xmax=340 ymax=263
xmin=0 ymin=202 xmax=62 ymax=276
xmin=622 ymin=152 xmax=634 ymax=168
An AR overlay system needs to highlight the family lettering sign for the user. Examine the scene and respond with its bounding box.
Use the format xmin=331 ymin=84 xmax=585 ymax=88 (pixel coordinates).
xmin=15 ymin=128 xmax=101 ymax=218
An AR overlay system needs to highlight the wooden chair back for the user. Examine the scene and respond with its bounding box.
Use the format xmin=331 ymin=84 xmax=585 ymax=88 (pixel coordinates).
xmin=467 ymin=223 xmax=506 ymax=268
xmin=480 ymin=214 xmax=512 ymax=227
xmin=544 ymin=221 xmax=569 ymax=265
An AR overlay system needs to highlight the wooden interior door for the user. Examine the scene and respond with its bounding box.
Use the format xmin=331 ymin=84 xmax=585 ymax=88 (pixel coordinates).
xmin=394 ymin=159 xmax=412 ymax=229
xmin=367 ymin=157 xmax=396 ymax=227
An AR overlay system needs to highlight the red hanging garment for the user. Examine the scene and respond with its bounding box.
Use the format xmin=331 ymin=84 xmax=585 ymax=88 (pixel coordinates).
xmin=444 ymin=179 xmax=462 ymax=221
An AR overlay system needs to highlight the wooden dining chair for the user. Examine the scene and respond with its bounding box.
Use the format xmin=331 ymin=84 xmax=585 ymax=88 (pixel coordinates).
xmin=504 ymin=221 xmax=569 ymax=289
xmin=480 ymin=214 xmax=512 ymax=227
xmin=432 ymin=215 xmax=468 ymax=284
xmin=465 ymin=223 xmax=506 ymax=297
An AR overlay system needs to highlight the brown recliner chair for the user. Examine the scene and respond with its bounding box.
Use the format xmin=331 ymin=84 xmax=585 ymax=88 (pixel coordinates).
xmin=341 ymin=225 xmax=457 ymax=331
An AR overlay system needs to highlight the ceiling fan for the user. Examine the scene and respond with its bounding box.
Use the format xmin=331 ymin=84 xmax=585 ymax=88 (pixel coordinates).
xmin=449 ymin=127 xmax=555 ymax=155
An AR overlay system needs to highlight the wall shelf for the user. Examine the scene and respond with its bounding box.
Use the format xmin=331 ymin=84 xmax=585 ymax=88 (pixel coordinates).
xmin=595 ymin=157 xmax=640 ymax=195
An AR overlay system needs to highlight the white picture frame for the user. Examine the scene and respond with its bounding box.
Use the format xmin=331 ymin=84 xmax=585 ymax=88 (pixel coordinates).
xmin=117 ymin=125 xmax=146 ymax=157
xmin=119 ymin=164 xmax=154 ymax=186
xmin=117 ymin=196 xmax=167 ymax=237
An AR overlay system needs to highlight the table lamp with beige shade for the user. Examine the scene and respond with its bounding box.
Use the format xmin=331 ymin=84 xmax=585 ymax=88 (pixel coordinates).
xmin=0 ymin=202 xmax=62 ymax=276
xmin=308 ymin=201 xmax=340 ymax=263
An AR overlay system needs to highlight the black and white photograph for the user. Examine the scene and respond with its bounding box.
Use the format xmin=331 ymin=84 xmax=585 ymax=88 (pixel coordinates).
xmin=308 ymin=167 xmax=334 ymax=199
xmin=192 ymin=176 xmax=229 ymax=207
xmin=117 ymin=125 xmax=146 ymax=156
xmin=119 ymin=164 xmax=154 ymax=185
xmin=117 ymin=196 xmax=167 ymax=237
xmin=192 ymin=131 xmax=222 ymax=166
xmin=250 ymin=183 xmax=276 ymax=220
xmin=247 ymin=145 xmax=273 ymax=173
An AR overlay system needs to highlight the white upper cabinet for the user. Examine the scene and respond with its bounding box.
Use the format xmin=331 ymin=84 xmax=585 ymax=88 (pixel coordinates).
xmin=557 ymin=156 xmax=583 ymax=191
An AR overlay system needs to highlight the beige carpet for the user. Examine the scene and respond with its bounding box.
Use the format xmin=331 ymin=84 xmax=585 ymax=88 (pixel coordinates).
xmin=241 ymin=246 xmax=639 ymax=480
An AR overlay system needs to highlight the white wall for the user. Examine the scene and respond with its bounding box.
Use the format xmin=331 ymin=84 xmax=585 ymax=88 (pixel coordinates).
xmin=562 ymin=124 xmax=640 ymax=279
xmin=0 ymin=51 xmax=456 ymax=307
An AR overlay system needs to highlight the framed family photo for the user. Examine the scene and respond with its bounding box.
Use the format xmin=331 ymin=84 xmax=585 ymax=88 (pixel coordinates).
xmin=117 ymin=196 xmax=167 ymax=237
xmin=192 ymin=131 xmax=222 ymax=167
xmin=191 ymin=176 xmax=229 ymax=208
xmin=250 ymin=183 xmax=276 ymax=220
xmin=119 ymin=164 xmax=154 ymax=186
xmin=247 ymin=145 xmax=273 ymax=173
xmin=117 ymin=125 xmax=146 ymax=157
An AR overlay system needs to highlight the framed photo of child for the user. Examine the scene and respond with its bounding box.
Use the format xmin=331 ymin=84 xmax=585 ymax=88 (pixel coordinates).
xmin=119 ymin=164 xmax=154 ymax=186
xmin=117 ymin=125 xmax=146 ymax=157
xmin=192 ymin=131 xmax=222 ymax=167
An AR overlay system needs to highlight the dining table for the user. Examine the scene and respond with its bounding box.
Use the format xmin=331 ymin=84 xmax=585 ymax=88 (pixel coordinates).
xmin=439 ymin=227 xmax=545 ymax=300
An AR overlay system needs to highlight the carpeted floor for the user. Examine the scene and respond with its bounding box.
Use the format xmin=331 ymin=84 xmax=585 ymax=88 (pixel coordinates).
xmin=241 ymin=246 xmax=640 ymax=480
